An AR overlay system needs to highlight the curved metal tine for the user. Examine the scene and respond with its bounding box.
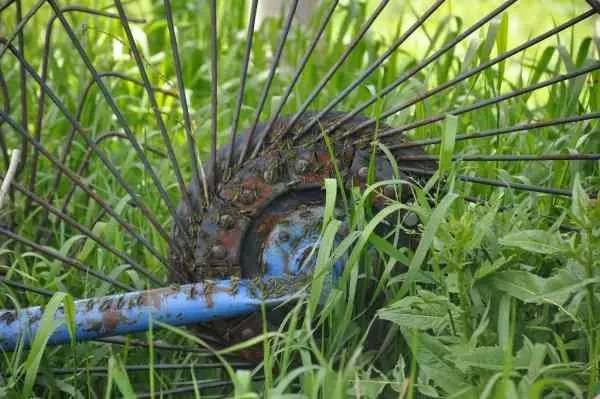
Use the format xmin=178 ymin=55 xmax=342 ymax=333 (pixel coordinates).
xmin=0 ymin=45 xmax=177 ymax=257
xmin=237 ymin=0 xmax=300 ymax=166
xmin=39 ymin=73 xmax=176 ymax=241
xmin=113 ymin=0 xmax=193 ymax=214
xmin=0 ymin=68 xmax=10 ymax=169
xmin=343 ymin=9 xmax=597 ymax=140
xmin=0 ymin=0 xmax=44 ymax=59
xmin=275 ymin=0 xmax=391 ymax=141
xmin=224 ymin=0 xmax=258 ymax=177
xmin=44 ymin=0 xmax=187 ymax=242
xmin=398 ymin=154 xmax=600 ymax=162
xmin=391 ymin=112 xmax=600 ymax=149
xmin=399 ymin=166 xmax=573 ymax=197
xmin=3 ymin=177 xmax=163 ymax=286
xmin=0 ymin=226 xmax=134 ymax=291
xmin=163 ymin=0 xmax=208 ymax=208
xmin=250 ymin=0 xmax=340 ymax=159
xmin=292 ymin=0 xmax=446 ymax=142
xmin=51 ymin=362 xmax=253 ymax=374
xmin=302 ymin=0 xmax=519 ymax=147
xmin=0 ymin=109 xmax=169 ymax=268
xmin=367 ymin=62 xmax=600 ymax=142
xmin=27 ymin=7 xmax=146 ymax=216
xmin=209 ymin=0 xmax=218 ymax=190
xmin=0 ymin=278 xmax=54 ymax=297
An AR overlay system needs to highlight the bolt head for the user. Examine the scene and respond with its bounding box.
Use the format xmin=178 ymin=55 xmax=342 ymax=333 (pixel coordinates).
xmin=219 ymin=214 xmax=235 ymax=229
xmin=210 ymin=245 xmax=227 ymax=259
xmin=239 ymin=189 xmax=256 ymax=205
xmin=403 ymin=212 xmax=419 ymax=228
xmin=278 ymin=230 xmax=290 ymax=242
xmin=358 ymin=166 xmax=369 ymax=179
xmin=295 ymin=159 xmax=310 ymax=174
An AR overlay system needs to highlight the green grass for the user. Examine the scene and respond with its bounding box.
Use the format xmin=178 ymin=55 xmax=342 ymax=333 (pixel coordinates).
xmin=1 ymin=0 xmax=600 ymax=397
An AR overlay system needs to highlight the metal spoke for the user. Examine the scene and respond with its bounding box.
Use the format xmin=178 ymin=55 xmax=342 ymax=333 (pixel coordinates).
xmin=0 ymin=226 xmax=134 ymax=291
xmin=209 ymin=0 xmax=218 ymax=190
xmin=342 ymin=9 xmax=596 ymax=140
xmin=0 ymin=109 xmax=169 ymax=268
xmin=391 ymin=112 xmax=600 ymax=149
xmin=399 ymin=166 xmax=573 ymax=197
xmin=136 ymin=380 xmax=234 ymax=398
xmin=0 ymin=39 xmax=175 ymax=257
xmin=164 ymin=0 xmax=208 ymax=208
xmin=113 ymin=0 xmax=193 ymax=215
xmin=250 ymin=0 xmax=340 ymax=159
xmin=397 ymin=153 xmax=600 ymax=162
xmin=369 ymin=62 xmax=600 ymax=142
xmin=28 ymin=7 xmax=146 ymax=215
xmin=0 ymin=278 xmax=54 ymax=297
xmin=275 ymin=0 xmax=391 ymax=141
xmin=292 ymin=0 xmax=446 ymax=141
xmin=51 ymin=362 xmax=253 ymax=374
xmin=238 ymin=0 xmax=300 ymax=165
xmin=4 ymin=177 xmax=163 ymax=286
xmin=45 ymin=0 xmax=186 ymax=241
xmin=225 ymin=0 xmax=258 ymax=176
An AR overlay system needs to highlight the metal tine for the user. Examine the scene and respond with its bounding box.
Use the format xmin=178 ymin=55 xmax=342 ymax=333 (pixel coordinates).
xmin=397 ymin=153 xmax=600 ymax=162
xmin=292 ymin=0 xmax=446 ymax=142
xmin=97 ymin=336 xmax=222 ymax=356
xmin=341 ymin=9 xmax=596 ymax=140
xmin=0 ymin=41 xmax=173 ymax=254
xmin=0 ymin=0 xmax=45 ymax=60
xmin=225 ymin=0 xmax=258 ymax=174
xmin=51 ymin=362 xmax=253 ymax=374
xmin=250 ymin=0 xmax=340 ymax=159
xmin=399 ymin=166 xmax=573 ymax=197
xmin=59 ymin=132 xmax=129 ymax=216
xmin=0 ymin=67 xmax=10 ymax=169
xmin=15 ymin=0 xmax=28 ymax=178
xmin=0 ymin=0 xmax=15 ymax=13
xmin=113 ymin=0 xmax=193 ymax=214
xmin=163 ymin=0 xmax=209 ymax=208
xmin=391 ymin=112 xmax=600 ymax=149
xmin=3 ymin=176 xmax=163 ymax=286
xmin=28 ymin=7 xmax=147 ymax=216
xmin=275 ymin=0 xmax=391 ymax=141
xmin=0 ymin=278 xmax=54 ymax=297
xmin=364 ymin=61 xmax=600 ymax=143
xmin=41 ymin=72 xmax=176 ymax=230
xmin=0 ymin=226 xmax=134 ymax=291
xmin=237 ymin=0 xmax=300 ymax=166
xmin=0 ymin=109 xmax=169 ymax=268
xmin=44 ymin=0 xmax=188 ymax=243
xmin=209 ymin=0 xmax=218 ymax=190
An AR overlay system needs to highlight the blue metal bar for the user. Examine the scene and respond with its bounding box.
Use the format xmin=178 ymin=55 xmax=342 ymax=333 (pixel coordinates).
xmin=0 ymin=279 xmax=288 ymax=350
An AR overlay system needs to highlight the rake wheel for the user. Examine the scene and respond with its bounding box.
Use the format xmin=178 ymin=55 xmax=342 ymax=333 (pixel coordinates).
xmin=0 ymin=0 xmax=599 ymax=396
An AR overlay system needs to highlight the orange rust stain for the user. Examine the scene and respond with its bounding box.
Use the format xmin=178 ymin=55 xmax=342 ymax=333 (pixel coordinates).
xmin=102 ymin=310 xmax=121 ymax=333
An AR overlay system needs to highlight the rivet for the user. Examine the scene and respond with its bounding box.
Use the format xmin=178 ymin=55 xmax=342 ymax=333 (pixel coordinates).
xmin=239 ymin=189 xmax=256 ymax=205
xmin=295 ymin=159 xmax=310 ymax=174
xmin=403 ymin=212 xmax=419 ymax=228
xmin=358 ymin=166 xmax=369 ymax=179
xmin=210 ymin=245 xmax=227 ymax=259
xmin=219 ymin=214 xmax=235 ymax=229
xmin=278 ymin=230 xmax=290 ymax=242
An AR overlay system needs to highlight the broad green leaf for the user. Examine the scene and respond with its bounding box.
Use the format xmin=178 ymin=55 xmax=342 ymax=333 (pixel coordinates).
xmin=499 ymin=229 xmax=568 ymax=255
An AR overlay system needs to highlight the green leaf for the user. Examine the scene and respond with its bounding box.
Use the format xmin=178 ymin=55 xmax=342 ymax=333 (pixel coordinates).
xmin=107 ymin=355 xmax=136 ymax=399
xmin=379 ymin=291 xmax=458 ymax=332
xmin=439 ymin=115 xmax=458 ymax=174
xmin=499 ymin=229 xmax=568 ymax=255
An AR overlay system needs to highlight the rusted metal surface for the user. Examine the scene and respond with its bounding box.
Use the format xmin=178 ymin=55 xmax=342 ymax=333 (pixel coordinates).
xmin=0 ymin=279 xmax=291 ymax=350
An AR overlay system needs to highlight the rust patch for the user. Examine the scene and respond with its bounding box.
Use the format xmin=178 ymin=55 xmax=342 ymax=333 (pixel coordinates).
xmin=102 ymin=310 xmax=121 ymax=333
